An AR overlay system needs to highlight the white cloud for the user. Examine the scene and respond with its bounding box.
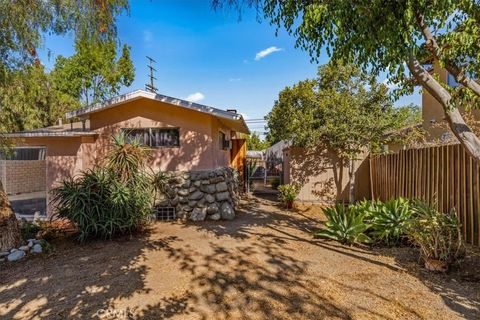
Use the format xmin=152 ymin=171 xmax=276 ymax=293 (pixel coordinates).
xmin=255 ymin=46 xmax=283 ymax=61
xmin=185 ymin=92 xmax=205 ymax=102
xmin=229 ymin=78 xmax=242 ymax=82
xmin=143 ymin=30 xmax=153 ymax=45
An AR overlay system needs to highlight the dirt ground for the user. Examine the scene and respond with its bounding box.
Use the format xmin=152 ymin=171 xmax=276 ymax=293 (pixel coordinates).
xmin=1 ymin=195 xmax=479 ymax=320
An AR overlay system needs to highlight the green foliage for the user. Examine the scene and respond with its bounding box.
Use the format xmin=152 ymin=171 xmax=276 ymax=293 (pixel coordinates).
xmin=0 ymin=64 xmax=79 ymax=133
xmin=266 ymin=62 xmax=420 ymax=155
xmin=0 ymin=0 xmax=129 ymax=82
xmin=51 ymin=134 xmax=153 ymax=242
xmin=315 ymin=204 xmax=371 ymax=245
xmin=52 ymin=39 xmax=135 ymax=105
xmin=19 ymin=219 xmax=41 ymax=241
xmin=277 ymin=184 xmax=300 ymax=203
xmin=217 ymin=1 xmax=480 ymax=97
xmin=367 ymin=198 xmax=412 ymax=246
xmin=246 ymin=132 xmax=269 ymax=151
xmin=408 ymin=201 xmax=464 ymax=264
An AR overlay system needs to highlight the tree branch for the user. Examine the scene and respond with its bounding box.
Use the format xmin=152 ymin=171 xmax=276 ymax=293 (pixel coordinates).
xmin=406 ymin=54 xmax=480 ymax=160
xmin=416 ymin=13 xmax=480 ymax=97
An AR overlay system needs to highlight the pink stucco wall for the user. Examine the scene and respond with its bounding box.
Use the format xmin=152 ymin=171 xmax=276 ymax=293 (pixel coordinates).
xmin=13 ymin=97 xmax=235 ymax=216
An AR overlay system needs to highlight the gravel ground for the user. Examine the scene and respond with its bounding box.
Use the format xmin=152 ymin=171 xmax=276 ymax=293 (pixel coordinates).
xmin=1 ymin=195 xmax=479 ymax=319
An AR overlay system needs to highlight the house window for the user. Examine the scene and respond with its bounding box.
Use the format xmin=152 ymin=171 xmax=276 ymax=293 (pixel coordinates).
xmin=123 ymin=128 xmax=180 ymax=147
xmin=0 ymin=147 xmax=46 ymax=160
xmin=219 ymin=131 xmax=230 ymax=150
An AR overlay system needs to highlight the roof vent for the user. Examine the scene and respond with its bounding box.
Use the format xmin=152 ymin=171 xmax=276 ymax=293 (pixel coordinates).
xmin=227 ymin=109 xmax=237 ymax=114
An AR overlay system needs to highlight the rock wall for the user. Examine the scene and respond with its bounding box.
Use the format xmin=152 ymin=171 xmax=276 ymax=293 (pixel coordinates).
xmin=154 ymin=167 xmax=240 ymax=221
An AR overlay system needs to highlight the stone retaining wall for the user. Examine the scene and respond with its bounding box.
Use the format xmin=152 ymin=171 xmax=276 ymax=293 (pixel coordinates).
xmin=154 ymin=167 xmax=240 ymax=221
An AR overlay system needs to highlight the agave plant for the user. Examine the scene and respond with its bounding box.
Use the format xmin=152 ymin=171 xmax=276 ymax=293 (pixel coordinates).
xmin=369 ymin=198 xmax=412 ymax=245
xmin=315 ymin=203 xmax=371 ymax=245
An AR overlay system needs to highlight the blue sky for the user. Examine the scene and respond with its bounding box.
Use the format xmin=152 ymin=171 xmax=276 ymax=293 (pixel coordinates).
xmin=38 ymin=0 xmax=419 ymax=136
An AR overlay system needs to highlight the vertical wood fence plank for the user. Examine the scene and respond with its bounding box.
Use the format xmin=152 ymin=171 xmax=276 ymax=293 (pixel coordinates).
xmin=369 ymin=144 xmax=479 ymax=245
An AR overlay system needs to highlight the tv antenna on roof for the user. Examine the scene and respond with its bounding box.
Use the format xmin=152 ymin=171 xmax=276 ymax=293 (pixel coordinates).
xmin=145 ymin=56 xmax=158 ymax=93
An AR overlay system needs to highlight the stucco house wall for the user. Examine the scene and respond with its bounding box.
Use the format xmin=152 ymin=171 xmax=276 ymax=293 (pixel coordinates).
xmin=283 ymin=147 xmax=370 ymax=203
xmin=83 ymin=97 xmax=232 ymax=171
xmin=5 ymin=92 xmax=248 ymax=217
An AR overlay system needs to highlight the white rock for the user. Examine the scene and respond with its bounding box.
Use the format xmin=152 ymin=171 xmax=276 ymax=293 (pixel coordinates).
xmin=28 ymin=241 xmax=34 ymax=248
xmin=10 ymin=248 xmax=18 ymax=253
xmin=0 ymin=251 xmax=9 ymax=258
xmin=32 ymin=244 xmax=43 ymax=254
xmin=19 ymin=245 xmax=30 ymax=252
xmin=7 ymin=250 xmax=25 ymax=262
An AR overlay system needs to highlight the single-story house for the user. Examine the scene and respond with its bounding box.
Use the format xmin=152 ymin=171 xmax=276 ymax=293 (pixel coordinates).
xmin=1 ymin=90 xmax=249 ymax=218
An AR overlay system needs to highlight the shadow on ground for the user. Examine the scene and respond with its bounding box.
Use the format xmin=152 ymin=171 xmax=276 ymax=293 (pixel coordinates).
xmin=0 ymin=195 xmax=479 ymax=319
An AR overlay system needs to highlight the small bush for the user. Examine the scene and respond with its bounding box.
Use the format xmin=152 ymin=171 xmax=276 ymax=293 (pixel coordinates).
xmin=278 ymin=184 xmax=300 ymax=208
xmin=19 ymin=219 xmax=41 ymax=240
xmin=315 ymin=204 xmax=371 ymax=245
xmin=408 ymin=201 xmax=464 ymax=271
xmin=51 ymin=133 xmax=153 ymax=242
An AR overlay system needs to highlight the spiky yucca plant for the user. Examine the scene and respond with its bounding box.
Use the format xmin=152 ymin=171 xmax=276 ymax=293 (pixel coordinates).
xmin=51 ymin=133 xmax=153 ymax=242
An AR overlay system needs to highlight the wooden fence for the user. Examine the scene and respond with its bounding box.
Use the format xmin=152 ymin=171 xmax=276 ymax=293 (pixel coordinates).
xmin=370 ymin=144 xmax=480 ymax=246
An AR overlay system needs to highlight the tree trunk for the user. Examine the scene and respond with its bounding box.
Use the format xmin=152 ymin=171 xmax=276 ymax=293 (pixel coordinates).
xmin=406 ymin=55 xmax=480 ymax=161
xmin=0 ymin=179 xmax=21 ymax=251
xmin=348 ymin=157 xmax=356 ymax=204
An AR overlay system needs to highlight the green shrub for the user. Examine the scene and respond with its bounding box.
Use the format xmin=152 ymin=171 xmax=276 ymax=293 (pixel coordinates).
xmin=271 ymin=177 xmax=280 ymax=190
xmin=19 ymin=219 xmax=41 ymax=240
xmin=278 ymin=184 xmax=300 ymax=208
xmin=408 ymin=201 xmax=464 ymax=271
xmin=369 ymin=198 xmax=412 ymax=245
xmin=315 ymin=204 xmax=371 ymax=245
xmin=51 ymin=133 xmax=153 ymax=242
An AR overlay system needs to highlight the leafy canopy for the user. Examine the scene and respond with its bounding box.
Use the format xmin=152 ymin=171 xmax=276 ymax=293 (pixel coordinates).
xmin=0 ymin=64 xmax=78 ymax=133
xmin=266 ymin=62 xmax=419 ymax=159
xmin=52 ymin=39 xmax=135 ymax=105
xmin=246 ymin=132 xmax=269 ymax=150
xmin=215 ymin=1 xmax=479 ymax=94
xmin=0 ymin=0 xmax=128 ymax=81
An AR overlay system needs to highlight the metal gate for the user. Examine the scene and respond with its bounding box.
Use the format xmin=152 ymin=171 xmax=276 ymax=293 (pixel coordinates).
xmin=246 ymin=158 xmax=283 ymax=194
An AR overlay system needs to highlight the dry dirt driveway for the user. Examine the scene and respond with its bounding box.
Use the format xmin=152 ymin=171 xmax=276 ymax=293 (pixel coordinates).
xmin=1 ymin=196 xmax=479 ymax=319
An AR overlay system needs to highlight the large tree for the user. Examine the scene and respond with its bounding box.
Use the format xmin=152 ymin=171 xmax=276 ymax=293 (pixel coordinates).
xmin=266 ymin=62 xmax=420 ymax=202
xmin=214 ymin=1 xmax=480 ymax=160
xmin=52 ymin=39 xmax=134 ymax=105
xmin=246 ymin=132 xmax=269 ymax=150
xmin=0 ymin=64 xmax=79 ymax=133
xmin=0 ymin=0 xmax=128 ymax=251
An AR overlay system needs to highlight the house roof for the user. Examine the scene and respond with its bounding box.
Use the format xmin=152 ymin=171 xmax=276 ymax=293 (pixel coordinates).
xmin=65 ymin=89 xmax=250 ymax=134
xmin=1 ymin=122 xmax=97 ymax=138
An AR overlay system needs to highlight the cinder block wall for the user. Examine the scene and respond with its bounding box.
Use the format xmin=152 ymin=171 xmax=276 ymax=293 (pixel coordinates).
xmin=0 ymin=160 xmax=46 ymax=195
